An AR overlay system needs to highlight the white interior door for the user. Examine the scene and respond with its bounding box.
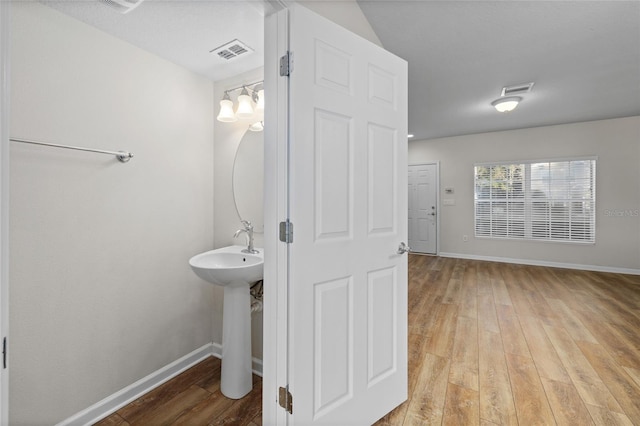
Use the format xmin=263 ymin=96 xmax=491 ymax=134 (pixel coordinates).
xmin=408 ymin=164 xmax=437 ymax=254
xmin=282 ymin=4 xmax=409 ymax=424
xmin=0 ymin=1 xmax=9 ymax=422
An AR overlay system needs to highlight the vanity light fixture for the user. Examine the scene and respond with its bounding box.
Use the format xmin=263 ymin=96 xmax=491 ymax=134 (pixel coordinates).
xmin=236 ymin=87 xmax=255 ymax=119
xmin=216 ymin=80 xmax=264 ymax=131
xmin=491 ymin=96 xmax=522 ymax=113
xmin=217 ymin=92 xmax=237 ymax=122
xmin=255 ymin=89 xmax=265 ymax=113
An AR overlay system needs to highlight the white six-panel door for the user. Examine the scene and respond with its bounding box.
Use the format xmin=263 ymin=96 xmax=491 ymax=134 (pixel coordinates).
xmin=408 ymin=164 xmax=437 ymax=254
xmin=285 ymin=4 xmax=408 ymax=424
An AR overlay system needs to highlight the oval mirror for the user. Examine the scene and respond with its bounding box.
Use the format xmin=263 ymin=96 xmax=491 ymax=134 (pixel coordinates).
xmin=232 ymin=129 xmax=264 ymax=232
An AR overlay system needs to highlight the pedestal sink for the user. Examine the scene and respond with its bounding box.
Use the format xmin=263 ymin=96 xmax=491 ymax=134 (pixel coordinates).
xmin=188 ymin=245 xmax=263 ymax=399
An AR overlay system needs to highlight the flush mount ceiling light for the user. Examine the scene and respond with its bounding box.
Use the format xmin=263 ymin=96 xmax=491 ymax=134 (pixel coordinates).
xmin=491 ymin=82 xmax=534 ymax=113
xmin=216 ymin=80 xmax=264 ymax=131
xmin=491 ymin=96 xmax=522 ymax=113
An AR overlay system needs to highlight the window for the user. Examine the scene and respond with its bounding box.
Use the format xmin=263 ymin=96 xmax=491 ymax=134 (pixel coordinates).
xmin=474 ymin=158 xmax=596 ymax=243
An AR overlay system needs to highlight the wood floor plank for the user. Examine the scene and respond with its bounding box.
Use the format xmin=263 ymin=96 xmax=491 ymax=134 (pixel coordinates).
xmin=407 ymin=332 xmax=429 ymax=396
xmin=489 ymin=263 xmax=512 ymax=306
xmin=409 ymin=293 xmax=442 ymax=337
xmin=116 ymin=357 xmax=219 ymax=423
xmin=424 ymin=303 xmax=459 ymax=358
xmin=573 ymin=308 xmax=640 ymax=370
xmin=195 ymin=357 xmax=223 ymax=394
xmin=496 ymin=304 xmax=530 ymax=357
xmin=540 ymin=377 xmax=594 ymax=426
xmin=584 ymin=404 xmax=634 ymax=426
xmin=127 ymin=385 xmax=211 ymax=426
xmin=477 ymin=293 xmax=499 ymax=333
xmin=93 ymin=413 xmax=130 ymax=426
xmin=544 ymin=297 xmax=597 ymax=343
xmin=476 ymin=261 xmax=493 ymax=295
xmin=403 ymin=353 xmax=450 ymax=425
xmin=502 ymin=270 xmax=539 ymax=320
xmin=519 ymin=314 xmax=571 ymax=384
xmin=623 ymin=366 xmax=640 ymax=389
xmin=478 ymin=329 xmax=517 ymax=425
xmin=459 ymin=260 xmax=479 ymax=319
xmin=171 ymin=390 xmax=236 ymax=426
xmin=448 ymin=316 xmax=479 ymax=391
xmin=442 ymin=260 xmax=466 ymax=304
xmin=543 ymin=324 xmax=624 ymax=413
xmin=504 ymin=352 xmax=555 ymax=425
xmin=209 ymin=378 xmax=263 ymax=426
xmin=442 ymin=382 xmax=479 ymax=425
xmin=512 ymin=267 xmax=560 ymax=326
xmin=576 ymin=341 xmax=640 ymax=421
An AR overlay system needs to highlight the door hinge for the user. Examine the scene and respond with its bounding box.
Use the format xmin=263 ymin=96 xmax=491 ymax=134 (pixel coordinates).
xmin=279 ymin=220 xmax=293 ymax=244
xmin=279 ymin=386 xmax=293 ymax=414
xmin=280 ymin=51 xmax=293 ymax=77
xmin=2 ymin=337 xmax=6 ymax=369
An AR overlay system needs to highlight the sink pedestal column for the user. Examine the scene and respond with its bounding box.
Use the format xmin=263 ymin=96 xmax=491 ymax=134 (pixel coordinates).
xmin=221 ymin=282 xmax=252 ymax=399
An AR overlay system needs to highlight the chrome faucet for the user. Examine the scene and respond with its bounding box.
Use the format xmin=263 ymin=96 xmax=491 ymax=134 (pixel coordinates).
xmin=234 ymin=220 xmax=259 ymax=254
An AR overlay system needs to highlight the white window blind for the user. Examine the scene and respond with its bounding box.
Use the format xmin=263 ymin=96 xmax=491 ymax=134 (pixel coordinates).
xmin=474 ymin=159 xmax=596 ymax=243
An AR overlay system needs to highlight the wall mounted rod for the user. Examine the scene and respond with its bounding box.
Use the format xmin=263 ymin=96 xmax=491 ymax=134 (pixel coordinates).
xmin=10 ymin=138 xmax=133 ymax=163
xmin=224 ymin=80 xmax=264 ymax=94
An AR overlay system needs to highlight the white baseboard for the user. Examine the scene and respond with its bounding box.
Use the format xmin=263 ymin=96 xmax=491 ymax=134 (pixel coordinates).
xmin=57 ymin=343 xmax=264 ymax=426
xmin=211 ymin=342 xmax=264 ymax=377
xmin=439 ymin=252 xmax=640 ymax=276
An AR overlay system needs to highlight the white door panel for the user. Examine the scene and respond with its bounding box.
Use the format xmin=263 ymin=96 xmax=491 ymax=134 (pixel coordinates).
xmin=408 ymin=164 xmax=437 ymax=254
xmin=286 ymin=4 xmax=408 ymax=424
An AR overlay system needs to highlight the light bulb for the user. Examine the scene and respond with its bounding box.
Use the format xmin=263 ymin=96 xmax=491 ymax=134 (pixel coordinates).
xmin=491 ymin=96 xmax=522 ymax=113
xmin=217 ymin=93 xmax=237 ymax=122
xmin=249 ymin=121 xmax=264 ymax=132
xmin=256 ymin=89 xmax=265 ymax=112
xmin=236 ymin=87 xmax=254 ymax=119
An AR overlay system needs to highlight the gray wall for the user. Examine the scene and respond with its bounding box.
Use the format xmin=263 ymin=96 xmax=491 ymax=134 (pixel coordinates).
xmin=10 ymin=3 xmax=215 ymax=423
xmin=409 ymin=116 xmax=640 ymax=272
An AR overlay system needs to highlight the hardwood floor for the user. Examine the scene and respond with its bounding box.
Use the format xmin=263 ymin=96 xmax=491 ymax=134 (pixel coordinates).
xmin=96 ymin=255 xmax=640 ymax=425
xmin=94 ymin=357 xmax=262 ymax=426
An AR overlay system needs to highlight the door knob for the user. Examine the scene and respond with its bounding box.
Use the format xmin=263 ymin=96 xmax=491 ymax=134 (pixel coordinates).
xmin=397 ymin=242 xmax=411 ymax=254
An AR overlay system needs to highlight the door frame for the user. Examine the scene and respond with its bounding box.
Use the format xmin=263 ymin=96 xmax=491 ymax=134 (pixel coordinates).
xmin=408 ymin=162 xmax=440 ymax=256
xmin=0 ymin=0 xmax=10 ymax=422
xmin=263 ymin=3 xmax=289 ymax=425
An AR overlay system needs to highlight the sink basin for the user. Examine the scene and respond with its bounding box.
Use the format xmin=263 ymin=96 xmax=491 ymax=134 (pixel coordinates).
xmin=189 ymin=245 xmax=263 ymax=287
xmin=188 ymin=245 xmax=263 ymax=399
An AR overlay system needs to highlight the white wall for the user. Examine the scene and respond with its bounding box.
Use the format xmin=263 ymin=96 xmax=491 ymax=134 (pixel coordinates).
xmin=409 ymin=116 xmax=640 ymax=272
xmin=10 ymin=3 xmax=215 ymax=423
xmin=213 ymin=67 xmax=265 ymax=361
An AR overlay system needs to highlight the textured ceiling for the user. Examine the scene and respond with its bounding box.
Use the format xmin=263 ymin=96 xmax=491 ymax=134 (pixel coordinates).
xmin=41 ymin=0 xmax=265 ymax=82
xmin=358 ymin=0 xmax=640 ymax=140
xmin=39 ymin=1 xmax=640 ymax=141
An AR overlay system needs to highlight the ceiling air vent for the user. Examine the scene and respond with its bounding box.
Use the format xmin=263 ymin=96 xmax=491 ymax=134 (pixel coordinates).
xmin=501 ymin=82 xmax=535 ymax=97
xmin=98 ymin=0 xmax=145 ymax=14
xmin=210 ymin=39 xmax=254 ymax=61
